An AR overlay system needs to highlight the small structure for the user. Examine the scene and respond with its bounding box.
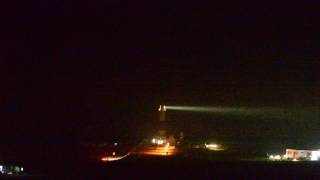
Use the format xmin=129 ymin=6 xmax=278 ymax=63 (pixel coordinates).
xmin=0 ymin=164 xmax=24 ymax=175
xmin=286 ymin=149 xmax=311 ymax=160
xmin=285 ymin=149 xmax=320 ymax=161
xmin=268 ymin=149 xmax=320 ymax=161
xmin=311 ymin=150 xmax=320 ymax=161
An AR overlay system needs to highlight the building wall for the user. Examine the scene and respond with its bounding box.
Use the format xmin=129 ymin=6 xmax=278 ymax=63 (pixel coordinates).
xmin=286 ymin=149 xmax=312 ymax=160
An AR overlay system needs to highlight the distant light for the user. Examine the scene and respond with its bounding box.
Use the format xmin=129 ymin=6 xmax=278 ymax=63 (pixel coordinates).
xmin=311 ymin=150 xmax=320 ymax=161
xmin=158 ymin=105 xmax=167 ymax=111
xmin=157 ymin=139 xmax=164 ymax=145
xmin=269 ymin=154 xmax=281 ymax=160
xmin=101 ymin=153 xmax=130 ymax=162
xmin=274 ymin=155 xmax=281 ymax=160
xmin=101 ymin=157 xmax=109 ymax=161
xmin=293 ymin=158 xmax=298 ymax=162
xmin=152 ymin=138 xmax=165 ymax=145
xmin=112 ymin=151 xmax=116 ymax=156
xmin=20 ymin=167 xmax=24 ymax=172
xmin=205 ymin=144 xmax=219 ymax=148
xmin=139 ymin=145 xmax=176 ymax=156
xmin=114 ymin=143 xmax=118 ymax=146
xmin=204 ymin=143 xmax=223 ymax=151
xmin=0 ymin=165 xmax=3 ymax=173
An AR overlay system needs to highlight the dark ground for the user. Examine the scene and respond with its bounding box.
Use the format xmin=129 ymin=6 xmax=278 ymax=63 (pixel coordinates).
xmin=8 ymin=156 xmax=320 ymax=179
xmin=3 ymin=146 xmax=320 ymax=179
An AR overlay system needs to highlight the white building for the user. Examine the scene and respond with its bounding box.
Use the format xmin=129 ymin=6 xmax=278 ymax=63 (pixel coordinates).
xmin=285 ymin=149 xmax=320 ymax=160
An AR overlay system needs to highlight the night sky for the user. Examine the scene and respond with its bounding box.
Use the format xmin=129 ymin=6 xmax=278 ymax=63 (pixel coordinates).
xmin=1 ymin=2 xmax=320 ymax=151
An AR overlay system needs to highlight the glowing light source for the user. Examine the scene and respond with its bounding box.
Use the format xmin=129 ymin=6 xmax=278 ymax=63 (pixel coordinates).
xmin=205 ymin=144 xmax=219 ymax=148
xmin=311 ymin=150 xmax=320 ymax=161
xmin=151 ymin=138 xmax=165 ymax=145
xmin=137 ymin=145 xmax=176 ymax=156
xmin=274 ymin=155 xmax=281 ymax=160
xmin=283 ymin=154 xmax=288 ymax=159
xmin=165 ymin=142 xmax=170 ymax=148
xmin=269 ymin=154 xmax=282 ymax=160
xmin=101 ymin=153 xmax=130 ymax=162
xmin=204 ymin=143 xmax=223 ymax=151
xmin=158 ymin=105 xmax=167 ymax=111
xmin=157 ymin=139 xmax=164 ymax=145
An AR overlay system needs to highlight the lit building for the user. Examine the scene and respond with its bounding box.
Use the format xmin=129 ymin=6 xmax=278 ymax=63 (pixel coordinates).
xmin=0 ymin=164 xmax=24 ymax=175
xmin=311 ymin=150 xmax=320 ymax=161
xmin=286 ymin=149 xmax=311 ymax=160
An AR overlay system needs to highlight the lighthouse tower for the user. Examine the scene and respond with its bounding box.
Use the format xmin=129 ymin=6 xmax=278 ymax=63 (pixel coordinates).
xmin=158 ymin=105 xmax=167 ymax=137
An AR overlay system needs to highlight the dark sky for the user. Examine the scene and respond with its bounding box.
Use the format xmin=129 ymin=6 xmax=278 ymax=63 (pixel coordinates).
xmin=1 ymin=2 xmax=320 ymax=149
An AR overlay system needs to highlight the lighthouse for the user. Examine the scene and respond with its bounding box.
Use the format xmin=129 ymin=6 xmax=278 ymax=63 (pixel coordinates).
xmin=158 ymin=105 xmax=167 ymax=137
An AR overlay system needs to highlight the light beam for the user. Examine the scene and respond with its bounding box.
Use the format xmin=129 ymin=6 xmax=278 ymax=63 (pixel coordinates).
xmin=164 ymin=105 xmax=318 ymax=118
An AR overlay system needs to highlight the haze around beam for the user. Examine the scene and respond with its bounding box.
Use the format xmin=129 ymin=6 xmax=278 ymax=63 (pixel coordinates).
xmin=164 ymin=106 xmax=318 ymax=118
xmin=165 ymin=106 xmax=282 ymax=114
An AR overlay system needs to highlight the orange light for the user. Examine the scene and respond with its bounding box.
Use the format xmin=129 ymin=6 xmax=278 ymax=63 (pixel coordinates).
xmin=101 ymin=153 xmax=130 ymax=162
xmin=165 ymin=142 xmax=170 ymax=148
xmin=101 ymin=157 xmax=109 ymax=161
xmin=136 ymin=145 xmax=176 ymax=156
